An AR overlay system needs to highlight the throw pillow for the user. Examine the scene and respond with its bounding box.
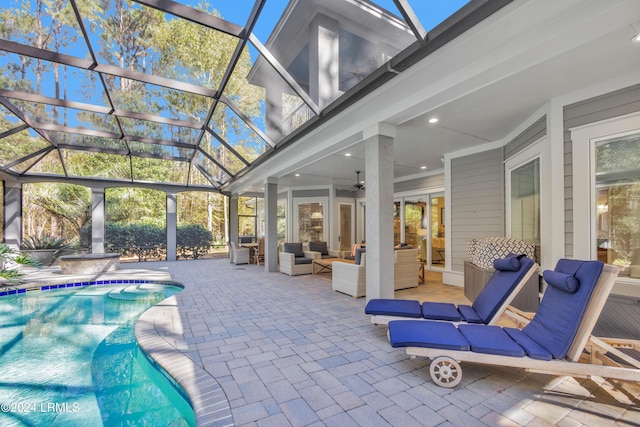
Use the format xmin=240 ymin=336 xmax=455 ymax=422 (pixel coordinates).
xmin=283 ymin=242 xmax=304 ymax=257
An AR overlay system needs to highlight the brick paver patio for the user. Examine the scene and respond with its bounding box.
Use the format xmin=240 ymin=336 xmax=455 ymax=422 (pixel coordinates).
xmin=23 ymin=259 xmax=640 ymax=426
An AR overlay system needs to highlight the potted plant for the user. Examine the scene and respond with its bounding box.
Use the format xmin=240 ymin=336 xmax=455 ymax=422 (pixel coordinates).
xmin=21 ymin=234 xmax=76 ymax=267
xmin=0 ymin=243 xmax=41 ymax=285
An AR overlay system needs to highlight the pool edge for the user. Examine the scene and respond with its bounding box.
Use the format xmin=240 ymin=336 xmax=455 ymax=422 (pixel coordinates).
xmin=135 ymin=295 xmax=234 ymax=427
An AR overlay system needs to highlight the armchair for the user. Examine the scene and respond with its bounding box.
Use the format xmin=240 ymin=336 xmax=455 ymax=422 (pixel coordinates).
xmin=230 ymin=242 xmax=250 ymax=265
xmin=307 ymin=241 xmax=340 ymax=259
xmin=332 ymin=252 xmax=367 ymax=297
xmin=279 ymin=242 xmax=318 ymax=276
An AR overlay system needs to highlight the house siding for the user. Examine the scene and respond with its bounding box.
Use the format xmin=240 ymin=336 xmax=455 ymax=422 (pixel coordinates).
xmin=394 ymin=174 xmax=444 ymax=194
xmin=563 ymin=83 xmax=640 ymax=257
xmin=504 ymin=115 xmax=546 ymax=160
xmin=450 ymin=148 xmax=504 ymax=272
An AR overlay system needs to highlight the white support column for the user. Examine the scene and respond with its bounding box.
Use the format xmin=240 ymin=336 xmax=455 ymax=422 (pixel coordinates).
xmin=264 ymin=179 xmax=279 ymax=272
xmin=309 ymin=14 xmax=339 ymax=109
xmin=91 ymin=188 xmax=105 ymax=254
xmin=229 ymin=195 xmax=239 ymax=246
xmin=166 ymin=192 xmax=177 ymax=261
xmin=3 ymin=181 xmax=22 ymax=250
xmin=364 ymin=123 xmax=396 ymax=301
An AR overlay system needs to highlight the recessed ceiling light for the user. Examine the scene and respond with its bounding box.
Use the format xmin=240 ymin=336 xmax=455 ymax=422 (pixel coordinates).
xmin=294 ymin=173 xmax=300 ymax=177
xmin=633 ymin=33 xmax=640 ymax=43
xmin=428 ymin=117 xmax=439 ymax=124
xmin=420 ymin=165 xmax=427 ymax=170
xmin=345 ymin=153 xmax=351 ymax=157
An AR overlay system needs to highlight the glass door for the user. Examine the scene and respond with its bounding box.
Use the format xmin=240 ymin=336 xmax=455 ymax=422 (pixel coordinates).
xmin=293 ymin=199 xmax=327 ymax=243
xmin=508 ymin=157 xmax=540 ymax=261
xmin=339 ymin=203 xmax=353 ymax=252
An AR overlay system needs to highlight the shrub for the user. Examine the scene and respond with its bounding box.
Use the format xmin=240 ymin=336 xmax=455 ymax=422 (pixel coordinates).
xmin=177 ymin=224 xmax=213 ymax=259
xmin=106 ymin=223 xmax=166 ymax=261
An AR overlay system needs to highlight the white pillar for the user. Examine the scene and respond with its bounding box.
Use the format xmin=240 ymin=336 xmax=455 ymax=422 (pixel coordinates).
xmin=91 ymin=188 xmax=105 ymax=253
xmin=3 ymin=181 xmax=22 ymax=250
xmin=166 ymin=192 xmax=177 ymax=261
xmin=229 ymin=195 xmax=239 ymax=245
xmin=364 ymin=124 xmax=396 ymax=301
xmin=264 ymin=179 xmax=279 ymax=272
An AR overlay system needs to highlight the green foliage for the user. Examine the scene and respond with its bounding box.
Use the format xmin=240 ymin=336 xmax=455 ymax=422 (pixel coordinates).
xmin=106 ymin=222 xmax=166 ymax=261
xmin=22 ymin=234 xmax=74 ymax=250
xmin=0 ymin=243 xmax=41 ymax=285
xmin=177 ymin=224 xmax=212 ymax=259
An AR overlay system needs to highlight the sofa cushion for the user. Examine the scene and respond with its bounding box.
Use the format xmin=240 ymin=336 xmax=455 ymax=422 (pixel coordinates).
xmin=294 ymin=256 xmax=313 ymax=265
xmin=308 ymin=241 xmax=329 ymax=255
xmin=355 ymin=248 xmax=366 ymax=265
xmin=283 ymin=242 xmax=304 ymax=257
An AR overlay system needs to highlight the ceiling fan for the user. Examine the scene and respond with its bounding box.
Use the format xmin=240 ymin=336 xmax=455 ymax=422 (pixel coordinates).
xmin=351 ymin=171 xmax=365 ymax=191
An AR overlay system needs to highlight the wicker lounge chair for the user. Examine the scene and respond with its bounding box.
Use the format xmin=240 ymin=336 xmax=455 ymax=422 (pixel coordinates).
xmin=365 ymin=254 xmax=537 ymax=326
xmin=386 ymin=260 xmax=637 ymax=388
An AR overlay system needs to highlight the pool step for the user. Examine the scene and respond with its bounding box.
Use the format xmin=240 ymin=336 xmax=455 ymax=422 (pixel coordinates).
xmin=107 ymin=285 xmax=166 ymax=301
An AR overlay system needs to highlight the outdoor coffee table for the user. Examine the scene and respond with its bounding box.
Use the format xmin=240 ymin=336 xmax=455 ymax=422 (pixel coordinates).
xmin=312 ymin=258 xmax=354 ymax=275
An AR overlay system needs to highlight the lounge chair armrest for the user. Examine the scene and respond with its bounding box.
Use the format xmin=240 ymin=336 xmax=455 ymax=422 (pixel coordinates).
xmin=279 ymin=252 xmax=295 ymax=267
xmin=328 ymin=250 xmax=342 ymax=258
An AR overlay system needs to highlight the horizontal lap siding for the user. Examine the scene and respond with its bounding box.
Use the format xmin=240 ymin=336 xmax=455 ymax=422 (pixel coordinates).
xmin=563 ymin=84 xmax=640 ymax=257
xmin=451 ymin=148 xmax=504 ymax=272
xmin=394 ymin=174 xmax=444 ymax=193
xmin=504 ymin=116 xmax=546 ymax=160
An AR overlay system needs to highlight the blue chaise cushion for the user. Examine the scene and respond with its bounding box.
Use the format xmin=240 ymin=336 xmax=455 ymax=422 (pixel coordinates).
xmin=283 ymin=242 xmax=305 ymax=257
xmin=471 ymin=255 xmax=536 ymax=324
xmin=543 ymin=270 xmax=579 ymax=294
xmin=364 ymin=299 xmax=422 ymax=318
xmin=504 ymin=328 xmax=552 ymax=361
xmin=388 ymin=320 xmax=469 ymax=351
xmin=456 ymin=305 xmax=483 ymax=323
xmin=421 ymin=302 xmax=462 ymax=321
xmin=458 ymin=324 xmax=525 ymax=357
xmin=522 ymin=259 xmax=603 ymax=359
xmin=493 ymin=255 xmax=521 ymax=271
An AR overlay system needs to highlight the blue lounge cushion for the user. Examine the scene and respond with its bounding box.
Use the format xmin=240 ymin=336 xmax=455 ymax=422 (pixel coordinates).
xmin=421 ymin=302 xmax=462 ymax=321
xmin=522 ymin=259 xmax=603 ymax=359
xmin=458 ymin=324 xmax=525 ymax=357
xmin=504 ymin=328 xmax=552 ymax=361
xmin=457 ymin=305 xmax=483 ymax=323
xmin=308 ymin=241 xmax=329 ymax=255
xmin=354 ymin=248 xmax=366 ymax=265
xmin=388 ymin=320 xmax=470 ymax=351
xmin=471 ymin=255 xmax=535 ymax=324
xmin=543 ymin=270 xmax=579 ymax=294
xmin=364 ymin=299 xmax=422 ymax=318
xmin=294 ymin=256 xmax=313 ymax=265
xmin=283 ymin=242 xmax=305 ymax=257
xmin=493 ymin=254 xmax=521 ymax=271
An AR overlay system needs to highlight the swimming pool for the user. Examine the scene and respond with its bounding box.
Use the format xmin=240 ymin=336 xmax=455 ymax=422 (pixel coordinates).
xmin=0 ymin=281 xmax=195 ymax=426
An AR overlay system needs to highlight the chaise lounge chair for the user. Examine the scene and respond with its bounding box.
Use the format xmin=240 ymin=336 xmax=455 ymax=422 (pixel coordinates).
xmin=365 ymin=254 xmax=538 ymax=326
xmin=386 ymin=259 xmax=639 ymax=388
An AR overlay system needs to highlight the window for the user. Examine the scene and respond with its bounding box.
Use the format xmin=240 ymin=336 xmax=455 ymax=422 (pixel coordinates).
xmin=295 ymin=201 xmax=325 ymax=243
xmin=595 ymin=133 xmax=640 ymax=278
xmin=510 ymin=158 xmax=540 ymax=254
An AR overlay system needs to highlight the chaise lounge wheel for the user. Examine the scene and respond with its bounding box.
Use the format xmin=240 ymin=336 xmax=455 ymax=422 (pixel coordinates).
xmin=429 ymin=357 xmax=462 ymax=388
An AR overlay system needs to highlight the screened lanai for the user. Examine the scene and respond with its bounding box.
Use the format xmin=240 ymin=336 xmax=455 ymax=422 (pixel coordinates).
xmin=0 ymin=0 xmax=480 ymax=191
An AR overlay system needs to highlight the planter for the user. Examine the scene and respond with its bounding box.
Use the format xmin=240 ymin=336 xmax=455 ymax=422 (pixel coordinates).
xmin=22 ymin=249 xmax=59 ymax=267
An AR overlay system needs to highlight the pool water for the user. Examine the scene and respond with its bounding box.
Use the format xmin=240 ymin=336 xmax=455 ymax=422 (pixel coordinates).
xmin=0 ymin=283 xmax=195 ymax=426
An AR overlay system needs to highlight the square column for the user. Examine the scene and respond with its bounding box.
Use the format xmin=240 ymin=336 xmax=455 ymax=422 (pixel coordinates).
xmin=92 ymin=188 xmax=105 ymax=254
xmin=264 ymin=179 xmax=279 ymax=272
xmin=229 ymin=195 xmax=239 ymax=246
xmin=3 ymin=182 xmax=22 ymax=250
xmin=364 ymin=124 xmax=395 ymax=300
xmin=166 ymin=192 xmax=177 ymax=261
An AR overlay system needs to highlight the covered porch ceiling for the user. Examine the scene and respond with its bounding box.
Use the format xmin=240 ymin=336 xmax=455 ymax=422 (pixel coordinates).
xmin=225 ymin=0 xmax=640 ymax=194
